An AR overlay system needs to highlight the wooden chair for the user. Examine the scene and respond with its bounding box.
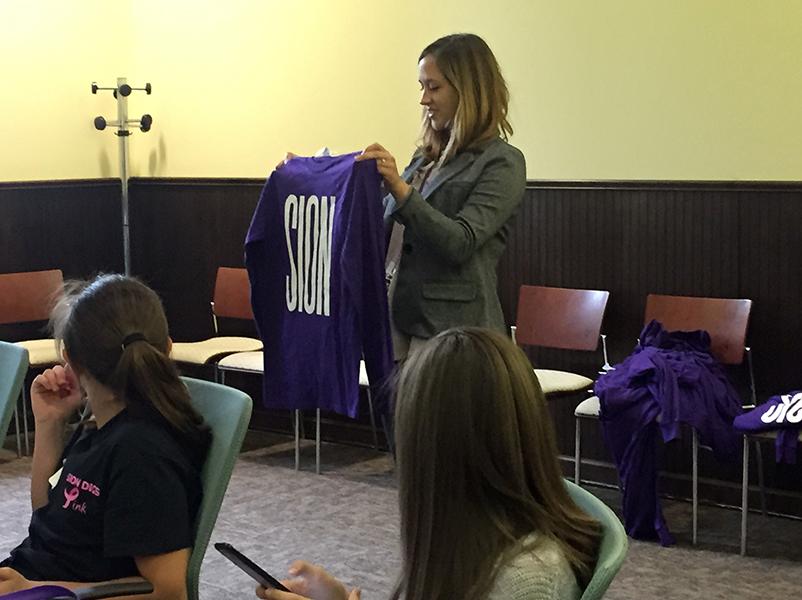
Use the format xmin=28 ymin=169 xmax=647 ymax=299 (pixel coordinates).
xmin=0 ymin=269 xmax=64 ymax=454
xmin=574 ymin=293 xmax=754 ymax=548
xmin=170 ymin=268 xmax=263 ymax=371
xmin=511 ymin=285 xmax=610 ymax=396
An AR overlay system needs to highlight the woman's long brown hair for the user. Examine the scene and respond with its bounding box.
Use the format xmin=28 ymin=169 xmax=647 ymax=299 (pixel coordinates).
xmin=391 ymin=327 xmax=601 ymax=600
xmin=52 ymin=274 xmax=210 ymax=458
xmin=418 ymin=33 xmax=513 ymax=165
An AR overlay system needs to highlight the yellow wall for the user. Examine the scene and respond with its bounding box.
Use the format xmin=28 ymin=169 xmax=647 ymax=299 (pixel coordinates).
xmin=0 ymin=0 xmax=132 ymax=181
xmin=3 ymin=0 xmax=802 ymax=181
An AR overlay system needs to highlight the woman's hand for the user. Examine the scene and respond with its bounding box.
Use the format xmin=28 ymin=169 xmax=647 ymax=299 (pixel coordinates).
xmin=276 ymin=152 xmax=298 ymax=170
xmin=255 ymin=561 xmax=358 ymax=600
xmin=356 ymin=143 xmax=411 ymax=204
xmin=0 ymin=567 xmax=33 ymax=593
xmin=30 ymin=364 xmax=84 ymax=425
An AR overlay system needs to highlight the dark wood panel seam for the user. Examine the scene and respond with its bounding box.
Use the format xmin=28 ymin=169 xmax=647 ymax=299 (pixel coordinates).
xmin=0 ymin=178 xmax=119 ymax=191
xmin=129 ymin=177 xmax=266 ymax=188
xmin=527 ymin=180 xmax=802 ymax=193
xmin=5 ymin=177 xmax=802 ymax=193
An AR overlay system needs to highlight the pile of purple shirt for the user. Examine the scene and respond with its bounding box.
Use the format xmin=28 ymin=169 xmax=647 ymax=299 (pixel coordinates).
xmin=595 ymin=320 xmax=743 ymax=545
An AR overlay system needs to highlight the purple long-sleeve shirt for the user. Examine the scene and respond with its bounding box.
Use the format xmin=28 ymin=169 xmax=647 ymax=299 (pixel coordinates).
xmin=596 ymin=320 xmax=743 ymax=545
xmin=245 ymin=153 xmax=394 ymax=418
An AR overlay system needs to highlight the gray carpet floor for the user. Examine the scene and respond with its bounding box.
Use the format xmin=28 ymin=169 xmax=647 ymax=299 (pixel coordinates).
xmin=1 ymin=435 xmax=801 ymax=599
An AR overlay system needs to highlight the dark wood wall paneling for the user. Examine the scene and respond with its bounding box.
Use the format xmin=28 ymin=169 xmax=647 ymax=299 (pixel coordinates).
xmin=498 ymin=182 xmax=802 ymax=515
xmin=3 ymin=178 xmax=802 ymax=514
xmin=499 ymin=182 xmax=802 ymax=397
xmin=127 ymin=178 xmax=263 ymax=341
xmin=0 ymin=179 xmax=124 ymax=278
xmin=0 ymin=179 xmax=124 ymax=341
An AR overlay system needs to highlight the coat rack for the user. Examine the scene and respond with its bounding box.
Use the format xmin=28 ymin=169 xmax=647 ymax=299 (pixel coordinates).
xmin=91 ymin=77 xmax=153 ymax=275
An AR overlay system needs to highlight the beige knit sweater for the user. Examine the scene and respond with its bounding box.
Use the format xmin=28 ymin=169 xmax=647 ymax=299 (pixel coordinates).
xmin=487 ymin=535 xmax=582 ymax=600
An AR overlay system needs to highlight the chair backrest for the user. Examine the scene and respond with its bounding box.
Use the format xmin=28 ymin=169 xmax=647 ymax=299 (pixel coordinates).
xmin=0 ymin=270 xmax=64 ymax=326
xmin=182 ymin=377 xmax=252 ymax=600
xmin=0 ymin=341 xmax=29 ymax=449
xmin=212 ymin=267 xmax=254 ymax=320
xmin=515 ymin=286 xmax=610 ymax=351
xmin=564 ymin=480 xmax=628 ymax=600
xmin=644 ymin=294 xmax=752 ymax=365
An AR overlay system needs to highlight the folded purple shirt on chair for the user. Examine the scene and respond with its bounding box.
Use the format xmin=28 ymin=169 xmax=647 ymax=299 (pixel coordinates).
xmin=596 ymin=320 xmax=743 ymax=546
xmin=733 ymin=392 xmax=802 ymax=464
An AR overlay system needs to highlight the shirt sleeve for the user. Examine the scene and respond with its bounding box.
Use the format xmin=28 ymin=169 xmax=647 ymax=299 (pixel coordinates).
xmin=392 ymin=147 xmax=526 ymax=266
xmin=103 ymin=444 xmax=195 ymax=558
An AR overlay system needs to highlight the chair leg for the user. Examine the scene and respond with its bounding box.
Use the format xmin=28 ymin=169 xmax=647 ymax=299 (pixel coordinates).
xmin=574 ymin=417 xmax=581 ymax=485
xmin=315 ymin=409 xmax=321 ymax=475
xmin=365 ymin=388 xmax=379 ymax=450
xmin=22 ymin=386 xmax=30 ymax=456
xmin=220 ymin=371 xmax=226 ymax=386
xmin=381 ymin=413 xmax=395 ymax=458
xmin=294 ymin=410 xmax=300 ymax=472
xmin=741 ymin=435 xmax=749 ymax=556
xmin=691 ymin=428 xmax=699 ymax=546
xmin=754 ymin=441 xmax=767 ymax=516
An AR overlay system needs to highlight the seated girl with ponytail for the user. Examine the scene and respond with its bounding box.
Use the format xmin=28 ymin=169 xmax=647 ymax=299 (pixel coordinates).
xmin=0 ymin=274 xmax=211 ymax=599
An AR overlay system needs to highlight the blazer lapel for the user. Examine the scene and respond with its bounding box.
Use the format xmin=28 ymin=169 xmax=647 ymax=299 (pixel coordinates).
xmin=401 ymin=154 xmax=427 ymax=183
xmin=421 ymin=151 xmax=476 ymax=200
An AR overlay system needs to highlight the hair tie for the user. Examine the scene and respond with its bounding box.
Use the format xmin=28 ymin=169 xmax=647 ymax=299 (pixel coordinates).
xmin=121 ymin=332 xmax=148 ymax=350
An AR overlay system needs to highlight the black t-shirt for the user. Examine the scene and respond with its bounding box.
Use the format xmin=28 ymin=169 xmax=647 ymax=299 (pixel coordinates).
xmin=4 ymin=410 xmax=204 ymax=583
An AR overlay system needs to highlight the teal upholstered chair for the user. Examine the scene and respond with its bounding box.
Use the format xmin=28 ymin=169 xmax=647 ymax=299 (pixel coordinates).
xmin=565 ymin=480 xmax=628 ymax=600
xmin=0 ymin=341 xmax=29 ymax=458
xmin=183 ymin=377 xmax=252 ymax=600
xmin=1 ymin=377 xmax=252 ymax=600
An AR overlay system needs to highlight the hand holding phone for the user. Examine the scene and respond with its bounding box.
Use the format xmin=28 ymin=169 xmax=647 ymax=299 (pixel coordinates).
xmin=214 ymin=542 xmax=290 ymax=592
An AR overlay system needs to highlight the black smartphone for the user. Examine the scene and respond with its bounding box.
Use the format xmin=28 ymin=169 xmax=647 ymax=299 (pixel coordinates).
xmin=214 ymin=542 xmax=290 ymax=592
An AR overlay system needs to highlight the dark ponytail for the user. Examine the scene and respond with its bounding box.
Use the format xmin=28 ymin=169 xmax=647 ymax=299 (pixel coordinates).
xmin=51 ymin=275 xmax=211 ymax=458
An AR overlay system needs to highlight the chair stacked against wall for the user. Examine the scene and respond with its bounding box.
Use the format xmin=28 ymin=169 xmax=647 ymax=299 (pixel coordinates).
xmin=170 ymin=267 xmax=263 ymax=375
xmin=512 ymin=285 xmax=610 ymax=396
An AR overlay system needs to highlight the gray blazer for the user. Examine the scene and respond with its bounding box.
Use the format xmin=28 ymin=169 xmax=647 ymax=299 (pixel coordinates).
xmin=385 ymin=137 xmax=526 ymax=339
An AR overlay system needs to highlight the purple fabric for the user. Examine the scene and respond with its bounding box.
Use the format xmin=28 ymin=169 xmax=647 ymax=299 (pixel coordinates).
xmin=733 ymin=392 xmax=802 ymax=464
xmin=245 ymin=153 xmax=394 ymax=418
xmin=595 ymin=320 xmax=743 ymax=545
xmin=0 ymin=586 xmax=75 ymax=600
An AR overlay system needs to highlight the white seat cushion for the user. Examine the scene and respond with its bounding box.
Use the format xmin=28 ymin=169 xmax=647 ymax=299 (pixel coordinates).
xmin=217 ymin=351 xmax=264 ymax=374
xmin=575 ymin=395 xmax=601 ymax=418
xmin=170 ymin=337 xmax=263 ymax=364
xmin=17 ymin=339 xmax=61 ymax=366
xmin=534 ymin=369 xmax=593 ymax=395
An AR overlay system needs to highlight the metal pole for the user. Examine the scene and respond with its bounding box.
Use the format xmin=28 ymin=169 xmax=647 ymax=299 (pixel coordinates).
xmin=116 ymin=77 xmax=131 ymax=275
